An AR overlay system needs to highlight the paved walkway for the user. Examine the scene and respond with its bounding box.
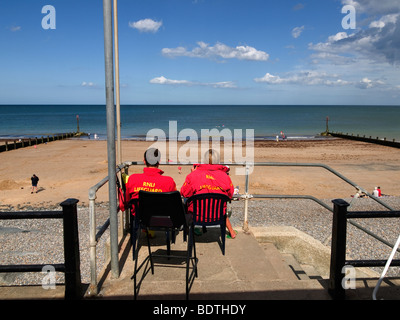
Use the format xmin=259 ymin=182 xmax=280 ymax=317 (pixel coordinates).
xmin=95 ymin=228 xmax=331 ymax=300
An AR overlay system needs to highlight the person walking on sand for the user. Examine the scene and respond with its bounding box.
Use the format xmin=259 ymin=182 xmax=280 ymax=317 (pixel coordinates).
xmin=31 ymin=174 xmax=39 ymax=193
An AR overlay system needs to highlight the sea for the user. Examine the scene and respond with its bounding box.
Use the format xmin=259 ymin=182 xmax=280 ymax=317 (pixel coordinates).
xmin=0 ymin=105 xmax=399 ymax=141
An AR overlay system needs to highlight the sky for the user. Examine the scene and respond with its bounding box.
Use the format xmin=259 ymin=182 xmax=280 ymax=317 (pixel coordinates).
xmin=0 ymin=0 xmax=399 ymax=105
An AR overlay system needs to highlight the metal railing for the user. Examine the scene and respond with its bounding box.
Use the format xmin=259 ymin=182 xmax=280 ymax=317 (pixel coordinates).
xmin=87 ymin=162 xmax=132 ymax=295
xmin=329 ymin=199 xmax=400 ymax=300
xmin=87 ymin=161 xmax=398 ymax=296
xmin=0 ymin=198 xmax=82 ymax=300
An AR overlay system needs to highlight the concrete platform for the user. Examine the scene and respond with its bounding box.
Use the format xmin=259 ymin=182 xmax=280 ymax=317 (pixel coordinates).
xmin=95 ymin=227 xmax=331 ymax=300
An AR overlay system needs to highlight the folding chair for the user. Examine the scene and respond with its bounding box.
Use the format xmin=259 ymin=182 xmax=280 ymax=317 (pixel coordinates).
xmin=127 ymin=198 xmax=139 ymax=259
xmin=129 ymin=198 xmax=179 ymax=260
xmin=131 ymin=191 xmax=198 ymax=300
xmin=185 ymin=193 xmax=231 ymax=255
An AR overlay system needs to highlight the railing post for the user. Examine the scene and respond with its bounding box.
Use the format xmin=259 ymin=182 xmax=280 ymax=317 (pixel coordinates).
xmin=88 ymin=197 xmax=98 ymax=295
xmin=123 ymin=165 xmax=130 ymax=233
xmin=60 ymin=198 xmax=82 ymax=300
xmin=242 ymin=164 xmax=250 ymax=233
xmin=329 ymin=199 xmax=349 ymax=300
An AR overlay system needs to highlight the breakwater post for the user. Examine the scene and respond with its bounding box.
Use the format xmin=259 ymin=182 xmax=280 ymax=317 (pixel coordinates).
xmin=327 ymin=131 xmax=400 ymax=149
xmin=0 ymin=132 xmax=77 ymax=153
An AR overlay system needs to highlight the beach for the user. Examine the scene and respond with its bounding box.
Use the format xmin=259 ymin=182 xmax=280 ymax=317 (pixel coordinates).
xmin=1 ymin=137 xmax=400 ymax=285
xmin=0 ymin=138 xmax=399 ymax=209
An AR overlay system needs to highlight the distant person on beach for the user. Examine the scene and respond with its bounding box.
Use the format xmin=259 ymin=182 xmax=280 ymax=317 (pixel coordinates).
xmin=372 ymin=187 xmax=381 ymax=197
xmin=31 ymin=174 xmax=39 ymax=193
xmin=181 ymin=149 xmax=237 ymax=239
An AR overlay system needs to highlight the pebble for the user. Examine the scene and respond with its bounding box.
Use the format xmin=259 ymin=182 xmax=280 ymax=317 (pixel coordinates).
xmin=1 ymin=197 xmax=400 ymax=286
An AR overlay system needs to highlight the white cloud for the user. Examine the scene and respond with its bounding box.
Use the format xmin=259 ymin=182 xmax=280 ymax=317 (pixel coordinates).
xmin=341 ymin=0 xmax=400 ymax=15
xmin=129 ymin=19 xmax=162 ymax=33
xmin=254 ymin=71 xmax=393 ymax=91
xmin=150 ymin=76 xmax=236 ymax=88
xmin=254 ymin=71 xmax=350 ymax=86
xmin=356 ymin=77 xmax=385 ymax=89
xmin=9 ymin=26 xmax=21 ymax=32
xmin=162 ymin=41 xmax=269 ymax=61
xmin=309 ymin=5 xmax=400 ymax=65
xmin=291 ymin=26 xmax=305 ymax=39
xmin=292 ymin=3 xmax=305 ymax=11
xmin=150 ymin=76 xmax=191 ymax=86
xmin=81 ymin=81 xmax=97 ymax=88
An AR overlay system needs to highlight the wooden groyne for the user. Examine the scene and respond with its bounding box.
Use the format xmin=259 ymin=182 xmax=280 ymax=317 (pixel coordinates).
xmin=327 ymin=131 xmax=400 ymax=149
xmin=0 ymin=132 xmax=77 ymax=153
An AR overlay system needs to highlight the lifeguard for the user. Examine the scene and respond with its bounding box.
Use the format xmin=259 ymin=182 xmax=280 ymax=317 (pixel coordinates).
xmin=181 ymin=149 xmax=237 ymax=239
xmin=125 ymin=148 xmax=177 ymax=216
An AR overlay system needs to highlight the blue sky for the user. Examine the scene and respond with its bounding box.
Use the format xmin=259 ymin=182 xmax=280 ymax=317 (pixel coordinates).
xmin=1 ymin=0 xmax=399 ymax=105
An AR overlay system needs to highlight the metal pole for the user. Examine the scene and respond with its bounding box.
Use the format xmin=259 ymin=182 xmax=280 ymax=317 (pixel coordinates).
xmin=103 ymin=0 xmax=119 ymax=279
xmin=113 ymin=0 xmax=124 ymax=236
xmin=113 ymin=0 xmax=122 ymax=166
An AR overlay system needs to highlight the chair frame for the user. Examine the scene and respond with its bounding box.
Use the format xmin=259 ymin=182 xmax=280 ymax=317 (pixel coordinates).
xmin=185 ymin=193 xmax=231 ymax=255
xmin=131 ymin=191 xmax=198 ymax=300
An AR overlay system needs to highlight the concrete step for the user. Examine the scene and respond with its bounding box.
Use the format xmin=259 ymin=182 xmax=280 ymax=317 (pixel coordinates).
xmin=95 ymin=227 xmax=331 ymax=300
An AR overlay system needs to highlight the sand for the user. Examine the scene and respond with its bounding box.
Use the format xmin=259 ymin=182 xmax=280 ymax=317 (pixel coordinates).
xmin=0 ymin=138 xmax=399 ymax=209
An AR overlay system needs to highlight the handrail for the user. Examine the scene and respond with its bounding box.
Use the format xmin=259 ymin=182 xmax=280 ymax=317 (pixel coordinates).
xmin=249 ymin=194 xmax=399 ymax=252
xmin=87 ymin=161 xmax=131 ymax=295
xmin=373 ymin=234 xmax=400 ymax=300
xmin=0 ymin=199 xmax=82 ymax=299
xmin=234 ymin=162 xmax=395 ymax=211
xmin=252 ymin=194 xmax=333 ymax=212
xmin=87 ymin=160 xmax=398 ymax=297
xmin=329 ymin=199 xmax=400 ymax=300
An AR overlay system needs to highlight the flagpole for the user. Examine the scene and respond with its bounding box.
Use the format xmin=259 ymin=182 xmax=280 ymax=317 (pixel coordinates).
xmin=103 ymin=0 xmax=119 ymax=278
xmin=113 ymin=0 xmax=125 ymax=236
xmin=113 ymin=0 xmax=122 ymax=167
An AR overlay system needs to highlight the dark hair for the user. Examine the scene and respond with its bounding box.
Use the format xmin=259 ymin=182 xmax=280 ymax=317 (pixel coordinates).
xmin=144 ymin=148 xmax=161 ymax=166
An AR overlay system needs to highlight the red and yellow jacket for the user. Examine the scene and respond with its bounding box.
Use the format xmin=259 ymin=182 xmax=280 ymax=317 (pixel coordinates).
xmin=181 ymin=164 xmax=233 ymax=213
xmin=125 ymin=167 xmax=177 ymax=215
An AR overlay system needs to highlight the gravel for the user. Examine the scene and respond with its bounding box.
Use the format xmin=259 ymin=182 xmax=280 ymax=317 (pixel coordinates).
xmin=0 ymin=202 xmax=111 ymax=286
xmin=229 ymin=196 xmax=400 ymax=277
xmin=1 ymin=196 xmax=400 ymax=286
